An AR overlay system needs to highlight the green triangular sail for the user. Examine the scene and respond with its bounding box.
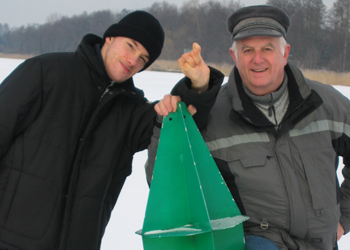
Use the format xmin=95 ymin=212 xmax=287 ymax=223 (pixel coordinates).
xmin=137 ymin=102 xmax=248 ymax=249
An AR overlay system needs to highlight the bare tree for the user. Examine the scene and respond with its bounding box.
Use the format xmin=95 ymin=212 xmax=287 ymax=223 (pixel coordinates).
xmin=0 ymin=0 xmax=348 ymax=71
xmin=328 ymin=0 xmax=350 ymax=71
xmin=146 ymin=2 xmax=180 ymax=60
xmin=46 ymin=13 xmax=63 ymax=24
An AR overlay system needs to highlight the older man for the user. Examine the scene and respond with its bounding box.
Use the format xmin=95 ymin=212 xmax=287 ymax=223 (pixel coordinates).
xmin=147 ymin=5 xmax=350 ymax=250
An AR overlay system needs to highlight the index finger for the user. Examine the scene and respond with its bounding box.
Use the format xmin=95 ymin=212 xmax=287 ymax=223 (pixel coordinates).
xmin=192 ymin=43 xmax=201 ymax=53
xmin=189 ymin=43 xmax=203 ymax=65
xmin=170 ymin=95 xmax=181 ymax=112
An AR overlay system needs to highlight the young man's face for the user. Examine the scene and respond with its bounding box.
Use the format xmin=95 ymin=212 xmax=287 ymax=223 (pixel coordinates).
xmin=230 ymin=36 xmax=290 ymax=95
xmin=101 ymin=37 xmax=149 ymax=83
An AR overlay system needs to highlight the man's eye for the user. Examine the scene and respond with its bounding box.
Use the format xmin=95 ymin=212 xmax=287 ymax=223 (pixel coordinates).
xmin=243 ymin=49 xmax=251 ymax=53
xmin=141 ymin=57 xmax=148 ymax=64
xmin=128 ymin=43 xmax=133 ymax=49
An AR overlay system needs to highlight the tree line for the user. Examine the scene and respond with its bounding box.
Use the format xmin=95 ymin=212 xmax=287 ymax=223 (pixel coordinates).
xmin=0 ymin=0 xmax=349 ymax=72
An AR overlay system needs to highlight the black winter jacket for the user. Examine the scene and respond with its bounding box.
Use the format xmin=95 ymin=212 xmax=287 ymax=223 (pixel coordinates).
xmin=0 ymin=34 xmax=223 ymax=250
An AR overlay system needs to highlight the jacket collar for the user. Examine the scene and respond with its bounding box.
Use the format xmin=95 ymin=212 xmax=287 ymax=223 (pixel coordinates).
xmin=77 ymin=34 xmax=105 ymax=80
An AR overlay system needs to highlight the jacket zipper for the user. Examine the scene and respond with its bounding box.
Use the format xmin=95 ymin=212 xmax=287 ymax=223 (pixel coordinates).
xmin=60 ymin=81 xmax=117 ymax=250
xmin=272 ymin=134 xmax=293 ymax=234
xmin=267 ymin=96 xmax=280 ymax=133
xmin=99 ymin=81 xmax=115 ymax=102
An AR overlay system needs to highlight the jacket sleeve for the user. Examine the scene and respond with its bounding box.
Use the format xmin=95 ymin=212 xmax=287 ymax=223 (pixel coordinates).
xmin=170 ymin=66 xmax=224 ymax=130
xmin=0 ymin=58 xmax=43 ymax=159
xmin=145 ymin=124 xmax=161 ymax=185
xmin=340 ymin=154 xmax=350 ymax=235
xmin=333 ymin=92 xmax=350 ymax=235
xmin=338 ymin=130 xmax=350 ymax=235
xmin=145 ymin=66 xmax=224 ymax=185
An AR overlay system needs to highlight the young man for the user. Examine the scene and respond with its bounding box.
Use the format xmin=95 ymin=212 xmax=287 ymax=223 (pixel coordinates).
xmin=147 ymin=5 xmax=350 ymax=249
xmin=0 ymin=11 xmax=223 ymax=250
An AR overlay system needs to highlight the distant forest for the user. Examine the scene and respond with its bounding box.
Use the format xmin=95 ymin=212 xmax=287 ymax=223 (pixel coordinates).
xmin=0 ymin=0 xmax=349 ymax=72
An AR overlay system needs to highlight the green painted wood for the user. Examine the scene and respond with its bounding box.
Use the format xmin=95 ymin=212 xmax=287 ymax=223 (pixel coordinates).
xmin=137 ymin=102 xmax=248 ymax=249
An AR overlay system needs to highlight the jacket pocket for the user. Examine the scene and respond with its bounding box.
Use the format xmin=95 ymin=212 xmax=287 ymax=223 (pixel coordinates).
xmin=237 ymin=155 xmax=269 ymax=168
xmin=299 ymin=147 xmax=337 ymax=212
xmin=0 ymin=136 xmax=59 ymax=240
xmin=227 ymin=152 xmax=288 ymax=228
xmin=227 ymin=154 xmax=285 ymax=206
xmin=228 ymin=153 xmax=275 ymax=178
xmin=0 ymin=170 xmax=59 ymax=239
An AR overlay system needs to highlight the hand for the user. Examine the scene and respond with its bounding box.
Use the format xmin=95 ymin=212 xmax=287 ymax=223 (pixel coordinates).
xmin=337 ymin=222 xmax=345 ymax=241
xmin=155 ymin=94 xmax=197 ymax=116
xmin=178 ymin=43 xmax=210 ymax=92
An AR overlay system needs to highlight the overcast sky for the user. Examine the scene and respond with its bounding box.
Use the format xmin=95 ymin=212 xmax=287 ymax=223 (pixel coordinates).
xmin=1 ymin=0 xmax=336 ymax=28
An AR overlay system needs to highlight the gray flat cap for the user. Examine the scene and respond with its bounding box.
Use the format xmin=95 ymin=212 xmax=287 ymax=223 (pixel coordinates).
xmin=227 ymin=5 xmax=290 ymax=41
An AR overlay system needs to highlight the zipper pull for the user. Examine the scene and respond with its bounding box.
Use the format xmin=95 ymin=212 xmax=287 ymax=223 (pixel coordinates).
xmin=268 ymin=93 xmax=273 ymax=117
xmin=99 ymin=81 xmax=115 ymax=101
xmin=268 ymin=104 xmax=273 ymax=117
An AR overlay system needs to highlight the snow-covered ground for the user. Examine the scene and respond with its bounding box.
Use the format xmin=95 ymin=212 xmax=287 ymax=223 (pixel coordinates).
xmin=1 ymin=58 xmax=350 ymax=249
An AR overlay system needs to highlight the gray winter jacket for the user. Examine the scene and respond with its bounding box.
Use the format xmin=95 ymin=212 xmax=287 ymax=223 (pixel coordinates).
xmin=146 ymin=62 xmax=350 ymax=250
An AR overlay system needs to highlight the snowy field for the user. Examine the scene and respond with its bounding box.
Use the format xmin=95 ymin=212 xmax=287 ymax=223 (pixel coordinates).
xmin=1 ymin=58 xmax=350 ymax=249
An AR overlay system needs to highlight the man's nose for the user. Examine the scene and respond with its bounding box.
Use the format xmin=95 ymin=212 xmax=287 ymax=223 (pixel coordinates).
xmin=128 ymin=54 xmax=138 ymax=66
xmin=253 ymin=51 xmax=264 ymax=64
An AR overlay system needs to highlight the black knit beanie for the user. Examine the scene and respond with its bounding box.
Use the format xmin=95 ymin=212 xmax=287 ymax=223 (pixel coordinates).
xmin=103 ymin=11 xmax=165 ymax=71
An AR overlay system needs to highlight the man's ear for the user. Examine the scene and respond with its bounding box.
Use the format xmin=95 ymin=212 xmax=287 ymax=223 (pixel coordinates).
xmin=283 ymin=44 xmax=291 ymax=65
xmin=105 ymin=37 xmax=113 ymax=45
xmin=229 ymin=48 xmax=238 ymax=65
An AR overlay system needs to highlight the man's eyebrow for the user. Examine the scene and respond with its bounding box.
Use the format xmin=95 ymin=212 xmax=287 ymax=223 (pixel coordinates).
xmin=132 ymin=40 xmax=139 ymax=48
xmin=241 ymin=45 xmax=252 ymax=50
xmin=133 ymin=40 xmax=150 ymax=59
xmin=264 ymin=43 xmax=275 ymax=48
xmin=241 ymin=43 xmax=275 ymax=50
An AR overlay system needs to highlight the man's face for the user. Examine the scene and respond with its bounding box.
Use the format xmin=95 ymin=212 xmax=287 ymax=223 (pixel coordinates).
xmin=101 ymin=37 xmax=149 ymax=83
xmin=230 ymin=36 xmax=290 ymax=95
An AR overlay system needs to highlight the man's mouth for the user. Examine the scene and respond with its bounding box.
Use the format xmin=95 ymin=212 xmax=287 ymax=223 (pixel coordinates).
xmin=252 ymin=68 xmax=268 ymax=72
xmin=120 ymin=62 xmax=131 ymax=74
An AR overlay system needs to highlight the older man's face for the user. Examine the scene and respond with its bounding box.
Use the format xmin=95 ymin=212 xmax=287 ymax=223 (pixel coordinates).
xmin=230 ymin=36 xmax=290 ymax=95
